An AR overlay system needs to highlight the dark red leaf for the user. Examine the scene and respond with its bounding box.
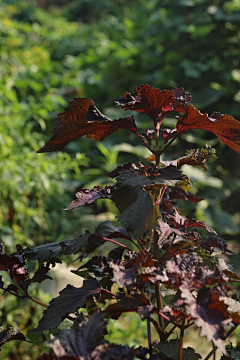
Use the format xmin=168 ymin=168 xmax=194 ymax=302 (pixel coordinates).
xmin=104 ymin=293 xmax=150 ymax=319
xmin=161 ymin=128 xmax=178 ymax=143
xmin=115 ymin=84 xmax=191 ymax=121
xmin=91 ymin=343 xmax=141 ymax=360
xmin=65 ymin=186 xmax=113 ymax=210
xmin=0 ymin=243 xmax=29 ymax=283
xmin=167 ymin=187 xmax=204 ymax=203
xmin=107 ymin=162 xmax=140 ymax=178
xmin=176 ymin=104 xmax=240 ymax=154
xmin=180 ymin=283 xmax=231 ymax=352
xmin=0 ymin=326 xmax=27 ymax=348
xmin=168 ymin=209 xmax=217 ymax=234
xmin=29 ymin=279 xmax=101 ymax=332
xmin=37 ymin=98 xmax=137 ymax=153
xmin=157 ymin=219 xmax=184 ymax=245
xmin=139 ymin=129 xmax=156 ymax=144
xmin=47 ymin=312 xmax=106 ymax=358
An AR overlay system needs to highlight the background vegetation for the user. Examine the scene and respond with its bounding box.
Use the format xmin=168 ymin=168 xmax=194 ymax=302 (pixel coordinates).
xmin=1 ymin=0 xmax=240 ymax=358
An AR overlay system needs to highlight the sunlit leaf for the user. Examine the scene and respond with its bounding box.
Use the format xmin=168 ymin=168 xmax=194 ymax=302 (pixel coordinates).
xmin=115 ymin=84 xmax=191 ymax=121
xmin=177 ymin=105 xmax=240 ymax=154
xmin=37 ymin=98 xmax=137 ymax=153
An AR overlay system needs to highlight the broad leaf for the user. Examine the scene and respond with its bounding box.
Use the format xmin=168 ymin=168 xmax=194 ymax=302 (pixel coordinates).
xmin=65 ymin=185 xmax=113 ymax=210
xmin=112 ymin=170 xmax=160 ymax=238
xmin=176 ymin=104 xmax=240 ymax=154
xmin=24 ymin=231 xmax=104 ymax=265
xmin=110 ymin=249 xmax=154 ymax=287
xmin=157 ymin=220 xmax=184 ymax=245
xmin=154 ymin=339 xmax=202 ymax=360
xmin=115 ymin=84 xmax=191 ymax=121
xmin=29 ymin=279 xmax=101 ymax=332
xmin=180 ymin=283 xmax=231 ymax=353
xmin=37 ymin=98 xmax=137 ymax=153
xmin=168 ymin=209 xmax=217 ymax=234
xmin=95 ymin=220 xmax=132 ymax=240
xmin=48 ymin=312 xmax=106 ymax=357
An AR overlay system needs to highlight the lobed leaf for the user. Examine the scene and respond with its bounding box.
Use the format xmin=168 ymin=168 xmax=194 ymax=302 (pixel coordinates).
xmin=29 ymin=279 xmax=101 ymax=332
xmin=180 ymin=283 xmax=231 ymax=353
xmin=176 ymin=104 xmax=240 ymax=154
xmin=168 ymin=209 xmax=217 ymax=235
xmin=37 ymin=98 xmax=137 ymax=153
xmin=24 ymin=231 xmax=104 ymax=265
xmin=48 ymin=312 xmax=106 ymax=358
xmin=115 ymin=84 xmax=191 ymax=121
xmin=154 ymin=339 xmax=202 ymax=360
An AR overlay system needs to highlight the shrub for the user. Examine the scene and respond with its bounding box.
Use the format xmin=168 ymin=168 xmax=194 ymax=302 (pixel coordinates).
xmin=1 ymin=84 xmax=240 ymax=359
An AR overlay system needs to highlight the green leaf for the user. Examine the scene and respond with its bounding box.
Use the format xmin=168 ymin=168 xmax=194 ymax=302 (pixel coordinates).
xmin=29 ymin=279 xmax=101 ymax=332
xmin=112 ymin=170 xmax=160 ymax=238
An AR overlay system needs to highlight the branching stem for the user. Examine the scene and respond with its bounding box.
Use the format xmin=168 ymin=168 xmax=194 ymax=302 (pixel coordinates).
xmin=158 ymin=133 xmax=179 ymax=157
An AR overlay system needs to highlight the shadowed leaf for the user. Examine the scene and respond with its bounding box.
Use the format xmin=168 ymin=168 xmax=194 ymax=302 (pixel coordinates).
xmin=180 ymin=283 xmax=231 ymax=353
xmin=48 ymin=312 xmax=106 ymax=357
xmin=24 ymin=231 xmax=104 ymax=265
xmin=168 ymin=210 xmax=217 ymax=234
xmin=37 ymin=98 xmax=137 ymax=153
xmin=112 ymin=170 xmax=160 ymax=238
xmin=176 ymin=105 xmax=240 ymax=154
xmin=154 ymin=339 xmax=202 ymax=359
xmin=29 ymin=279 xmax=101 ymax=332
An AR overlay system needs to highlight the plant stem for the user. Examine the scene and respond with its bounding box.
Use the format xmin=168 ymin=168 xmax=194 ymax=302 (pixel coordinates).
xmin=153 ymin=121 xmax=165 ymax=336
xmin=178 ymin=307 xmax=186 ymax=360
xmin=147 ymin=319 xmax=152 ymax=357
xmin=102 ymin=237 xmax=133 ymax=251
xmin=136 ymin=133 xmax=155 ymax=154
xmin=155 ymin=122 xmax=161 ymax=166
xmin=158 ymin=133 xmax=179 ymax=157
xmin=12 ymin=278 xmax=75 ymax=321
